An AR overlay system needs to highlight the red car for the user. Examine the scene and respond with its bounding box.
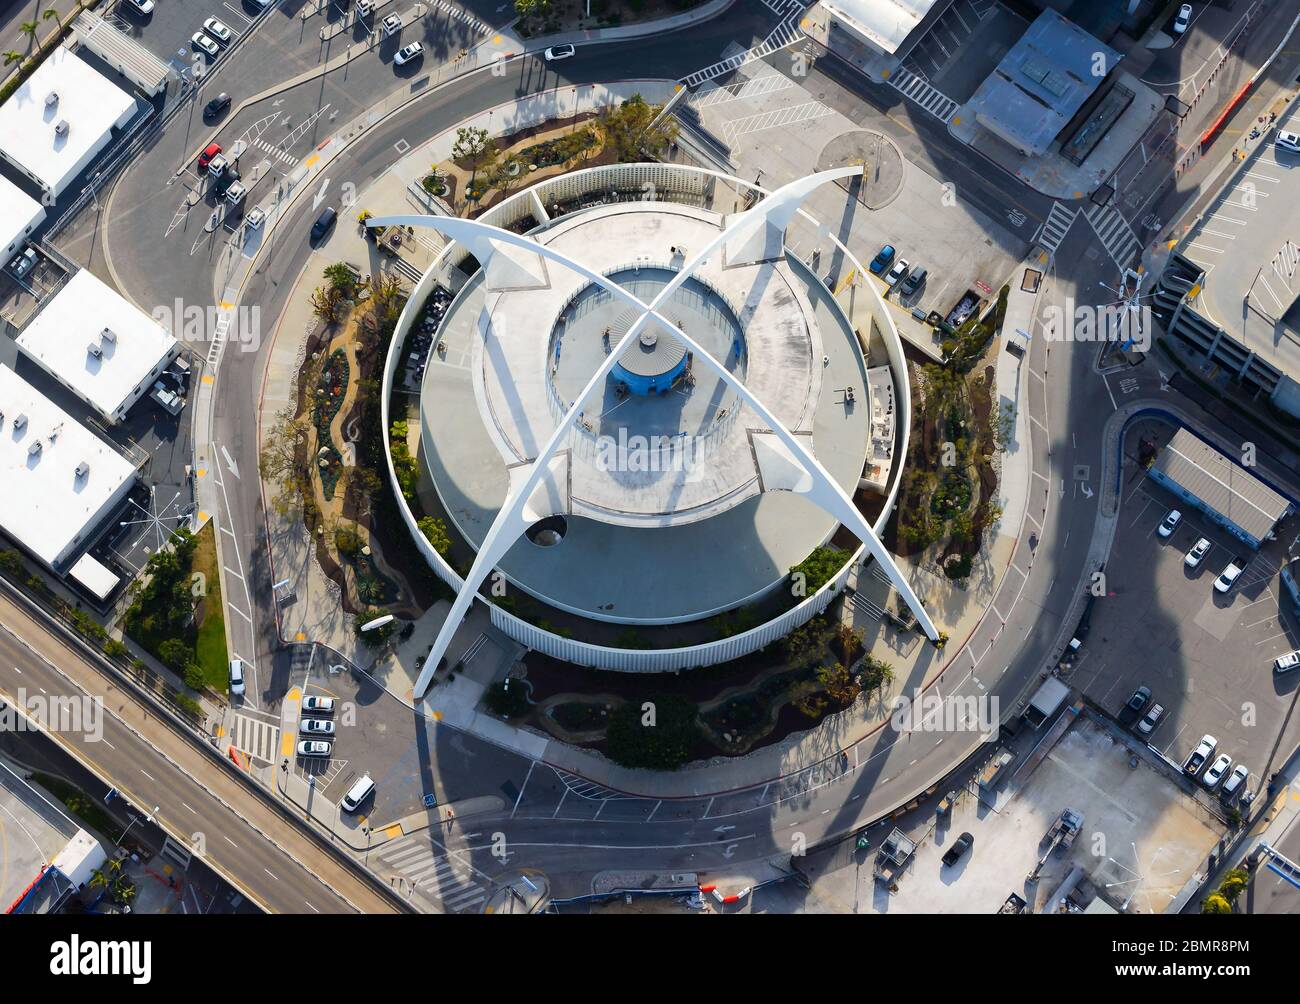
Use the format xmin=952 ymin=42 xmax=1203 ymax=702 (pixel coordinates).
xmin=197 ymin=142 xmax=222 ymax=171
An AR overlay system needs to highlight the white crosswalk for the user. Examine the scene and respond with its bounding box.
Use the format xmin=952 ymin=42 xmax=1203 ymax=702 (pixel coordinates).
xmin=376 ymin=837 xmax=489 ymax=913
xmin=885 ymin=64 xmax=959 ymax=123
xmin=723 ymin=99 xmax=834 ymax=142
xmin=433 ymin=0 xmax=491 ymax=33
xmin=1085 ymin=202 xmax=1141 ymax=270
xmin=1035 ymin=201 xmax=1078 ymax=255
xmin=231 ymin=712 xmax=279 ymax=763
xmin=252 ymin=136 xmax=298 ymax=167
xmin=682 ymin=9 xmax=804 ymax=88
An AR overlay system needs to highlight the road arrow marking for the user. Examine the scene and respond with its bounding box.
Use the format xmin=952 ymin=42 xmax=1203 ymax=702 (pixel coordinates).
xmin=723 ymin=844 xmax=738 ymax=859
xmin=220 ymin=445 xmax=240 ymax=480
xmin=313 ymin=178 xmax=330 ymax=210
xmin=713 ymin=825 xmax=736 ymax=834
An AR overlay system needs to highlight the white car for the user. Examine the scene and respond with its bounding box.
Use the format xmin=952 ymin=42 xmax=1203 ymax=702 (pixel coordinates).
xmin=203 ymin=18 xmax=233 ymax=44
xmin=300 ymin=718 xmax=335 ymax=736
xmin=1157 ymin=509 xmax=1181 ymax=538
xmin=302 ymin=695 xmax=335 ymax=713
xmin=1275 ymin=649 xmax=1300 ymax=673
xmin=394 ymin=42 xmax=423 ymax=66
xmin=192 ymin=32 xmax=219 ymax=58
xmin=1276 ymin=130 xmax=1300 ymax=155
xmin=1221 ymin=764 xmax=1249 ymax=798
xmin=125 ymin=0 xmax=155 ymax=13
xmin=297 ymin=739 xmax=333 ymax=758
xmin=884 ymin=258 xmax=911 ymax=287
xmin=229 ymin=659 xmax=246 ymax=698
xmin=1137 ymin=703 xmax=1163 ymax=735
xmin=544 ymin=44 xmax=576 ymax=62
xmin=1184 ymin=537 xmax=1210 ymax=568
xmin=1202 ymin=753 xmax=1231 ymax=789
xmin=1173 ymin=4 xmax=1192 ymax=34
xmin=1214 ymin=560 xmax=1243 ymax=594
xmin=1184 ymin=734 xmax=1217 ymax=774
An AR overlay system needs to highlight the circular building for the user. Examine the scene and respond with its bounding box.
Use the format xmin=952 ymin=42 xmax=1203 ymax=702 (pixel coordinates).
xmin=380 ymin=164 xmax=928 ymax=681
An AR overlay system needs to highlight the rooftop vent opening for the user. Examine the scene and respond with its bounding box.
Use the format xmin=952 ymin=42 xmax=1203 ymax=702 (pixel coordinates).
xmin=87 ymin=342 xmax=103 ymax=358
xmin=28 ymin=440 xmax=42 ymax=457
xmin=75 ymin=460 xmax=89 ymax=478
xmin=45 ymin=91 xmax=58 ymax=108
xmin=54 ymin=120 xmax=69 ymax=137
xmin=13 ymin=413 xmax=27 ymax=432
xmin=100 ymin=327 xmax=116 ymax=343
xmin=524 ymin=515 xmax=567 ymax=548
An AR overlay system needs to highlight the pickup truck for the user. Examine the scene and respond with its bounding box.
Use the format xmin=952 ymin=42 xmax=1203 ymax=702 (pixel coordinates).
xmin=1183 ymin=734 xmax=1217 ymax=775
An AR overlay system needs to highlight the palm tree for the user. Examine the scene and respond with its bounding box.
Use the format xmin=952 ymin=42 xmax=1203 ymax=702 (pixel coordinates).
xmin=43 ymin=8 xmax=60 ymax=24
xmin=19 ymin=21 xmax=38 ymax=47
xmin=3 ymin=50 xmax=24 ymax=67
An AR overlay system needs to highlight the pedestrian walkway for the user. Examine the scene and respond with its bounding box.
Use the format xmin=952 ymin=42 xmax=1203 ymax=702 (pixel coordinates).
xmin=1036 ymin=202 xmax=1078 ymax=256
xmin=231 ymin=712 xmax=280 ymax=764
xmin=1084 ymin=202 xmax=1142 ymax=271
xmin=375 ymin=835 xmax=489 ymax=913
xmin=681 ymin=6 xmax=803 ymax=87
xmin=885 ymin=65 xmax=959 ymax=123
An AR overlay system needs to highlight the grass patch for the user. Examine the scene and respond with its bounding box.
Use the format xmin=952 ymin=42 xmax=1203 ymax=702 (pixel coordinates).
xmin=191 ymin=522 xmax=229 ymax=693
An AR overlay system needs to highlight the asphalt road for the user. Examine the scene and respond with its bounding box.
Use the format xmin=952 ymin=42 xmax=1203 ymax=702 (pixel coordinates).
xmin=0 ymin=588 xmax=401 ymax=913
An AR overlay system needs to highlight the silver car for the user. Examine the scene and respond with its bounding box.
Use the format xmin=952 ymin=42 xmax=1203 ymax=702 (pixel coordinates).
xmin=300 ymin=718 xmax=335 ymax=736
xmin=1184 ymin=537 xmax=1210 ymax=568
xmin=192 ymin=32 xmax=219 ymax=58
xmin=203 ymin=18 xmax=233 ymax=44
xmin=1202 ymin=753 xmax=1231 ymax=789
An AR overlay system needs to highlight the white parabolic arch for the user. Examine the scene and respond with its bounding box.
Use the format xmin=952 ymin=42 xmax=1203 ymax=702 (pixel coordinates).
xmin=373 ymin=168 xmax=938 ymax=699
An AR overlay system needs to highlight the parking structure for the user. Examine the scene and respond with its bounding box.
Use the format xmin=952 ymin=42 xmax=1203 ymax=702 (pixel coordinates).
xmin=1067 ymin=419 xmax=1300 ymax=807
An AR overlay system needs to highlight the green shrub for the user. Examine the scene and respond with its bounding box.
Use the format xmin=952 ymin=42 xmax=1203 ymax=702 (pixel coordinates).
xmin=605 ymin=694 xmax=700 ymax=770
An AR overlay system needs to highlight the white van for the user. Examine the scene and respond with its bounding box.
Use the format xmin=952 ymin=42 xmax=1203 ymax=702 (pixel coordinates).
xmin=340 ymin=774 xmax=374 ymax=813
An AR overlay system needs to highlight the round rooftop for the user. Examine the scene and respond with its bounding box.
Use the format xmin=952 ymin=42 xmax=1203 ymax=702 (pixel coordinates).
xmin=416 ymin=201 xmax=886 ymax=624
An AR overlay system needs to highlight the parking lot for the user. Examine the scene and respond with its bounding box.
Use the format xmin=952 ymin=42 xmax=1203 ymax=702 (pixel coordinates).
xmin=1182 ymin=105 xmax=1300 ymax=378
xmin=686 ymin=65 xmax=1026 ymax=357
xmin=1068 ymin=420 xmax=1300 ymax=805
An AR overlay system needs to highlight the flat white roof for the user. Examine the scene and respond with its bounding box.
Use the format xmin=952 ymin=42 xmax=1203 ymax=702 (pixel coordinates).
xmin=68 ymin=552 xmax=119 ymax=600
xmin=822 ymin=0 xmax=942 ymax=54
xmin=0 ymin=364 xmax=135 ymax=568
xmin=0 ymin=174 xmax=45 ymax=255
xmin=18 ymin=268 xmax=178 ymax=422
xmin=0 ymin=46 xmax=136 ymax=195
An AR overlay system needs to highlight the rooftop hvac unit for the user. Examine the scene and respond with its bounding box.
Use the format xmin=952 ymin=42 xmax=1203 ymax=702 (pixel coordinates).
xmin=45 ymin=91 xmax=58 ymax=108
xmin=28 ymin=440 xmax=42 ymax=457
xmin=88 ymin=342 xmax=103 ymax=358
xmin=100 ymin=327 xmax=116 ymax=343
xmin=75 ymin=461 xmax=89 ymax=478
xmin=54 ymin=120 xmax=69 ymax=137
xmin=13 ymin=413 xmax=27 ymax=431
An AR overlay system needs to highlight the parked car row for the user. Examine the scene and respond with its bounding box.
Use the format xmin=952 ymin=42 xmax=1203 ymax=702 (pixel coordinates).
xmin=1159 ymin=509 xmax=1243 ymax=593
xmin=294 ymin=693 xmax=376 ymax=813
xmin=192 ymin=16 xmax=235 ymax=61
xmin=1182 ymin=733 xmax=1252 ymax=802
xmin=867 ymin=243 xmax=927 ymax=298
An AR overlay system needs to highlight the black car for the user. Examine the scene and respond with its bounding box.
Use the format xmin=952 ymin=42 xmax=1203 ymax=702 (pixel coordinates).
xmin=1126 ymin=686 xmax=1151 ymax=713
xmin=204 ymin=92 xmax=231 ymax=119
xmin=310 ymin=206 xmax=337 ymax=242
xmin=942 ymin=832 xmax=974 ymax=867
